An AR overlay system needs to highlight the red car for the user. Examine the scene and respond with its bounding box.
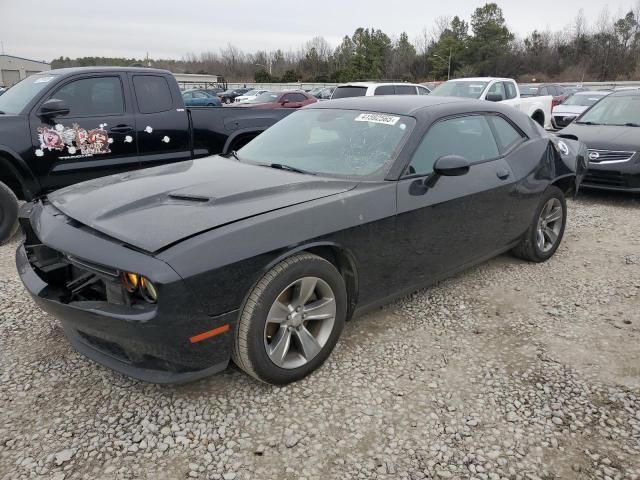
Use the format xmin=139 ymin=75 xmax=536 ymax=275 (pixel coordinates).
xmin=235 ymin=91 xmax=317 ymax=109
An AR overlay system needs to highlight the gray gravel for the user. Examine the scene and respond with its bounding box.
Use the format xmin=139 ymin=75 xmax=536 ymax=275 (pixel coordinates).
xmin=1 ymin=191 xmax=639 ymax=480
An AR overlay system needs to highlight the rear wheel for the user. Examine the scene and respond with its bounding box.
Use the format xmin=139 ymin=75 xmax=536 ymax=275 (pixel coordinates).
xmin=232 ymin=253 xmax=347 ymax=384
xmin=512 ymin=186 xmax=566 ymax=262
xmin=0 ymin=181 xmax=19 ymax=245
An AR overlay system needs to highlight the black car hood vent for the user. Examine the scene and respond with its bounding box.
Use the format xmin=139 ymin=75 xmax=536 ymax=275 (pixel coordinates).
xmin=48 ymin=157 xmax=356 ymax=253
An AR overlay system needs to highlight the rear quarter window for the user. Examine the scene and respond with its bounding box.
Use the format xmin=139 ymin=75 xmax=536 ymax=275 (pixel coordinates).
xmin=133 ymin=75 xmax=174 ymax=114
xmin=332 ymin=86 xmax=368 ymax=99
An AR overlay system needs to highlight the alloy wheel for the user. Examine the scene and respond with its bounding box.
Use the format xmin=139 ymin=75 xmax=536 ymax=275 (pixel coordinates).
xmin=536 ymin=198 xmax=563 ymax=253
xmin=263 ymin=277 xmax=336 ymax=369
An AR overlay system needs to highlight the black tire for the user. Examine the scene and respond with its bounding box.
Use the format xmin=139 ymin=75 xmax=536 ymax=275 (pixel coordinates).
xmin=0 ymin=181 xmax=19 ymax=245
xmin=512 ymin=185 xmax=566 ymax=262
xmin=232 ymin=252 xmax=347 ymax=385
xmin=224 ymin=98 xmax=231 ymax=104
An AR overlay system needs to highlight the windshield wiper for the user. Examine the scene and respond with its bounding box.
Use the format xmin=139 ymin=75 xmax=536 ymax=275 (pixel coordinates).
xmin=0 ymin=111 xmax=5 ymax=114
xmin=265 ymin=163 xmax=316 ymax=175
xmin=575 ymin=121 xmax=601 ymax=125
xmin=624 ymin=122 xmax=640 ymax=127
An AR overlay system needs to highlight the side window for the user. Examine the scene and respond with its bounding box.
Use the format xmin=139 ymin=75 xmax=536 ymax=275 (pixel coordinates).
xmin=487 ymin=82 xmax=506 ymax=100
xmin=407 ymin=116 xmax=500 ymax=175
xmin=193 ymin=92 xmax=208 ymax=99
xmin=50 ymin=76 xmax=124 ymax=117
xmin=182 ymin=92 xmax=192 ymax=99
xmin=504 ymin=82 xmax=517 ymax=100
xmin=488 ymin=115 xmax=525 ymax=152
xmin=540 ymin=86 xmax=549 ymax=96
xmin=395 ymin=85 xmax=417 ymax=95
xmin=132 ymin=75 xmax=173 ymax=114
xmin=417 ymin=86 xmax=430 ymax=95
xmin=288 ymin=93 xmax=307 ymax=102
xmin=374 ymin=85 xmax=395 ymax=95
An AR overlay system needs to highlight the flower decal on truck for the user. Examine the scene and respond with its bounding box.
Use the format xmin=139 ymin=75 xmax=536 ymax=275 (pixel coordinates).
xmin=36 ymin=123 xmax=112 ymax=157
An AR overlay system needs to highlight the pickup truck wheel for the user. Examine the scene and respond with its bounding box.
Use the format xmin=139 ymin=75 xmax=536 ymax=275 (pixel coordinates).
xmin=0 ymin=181 xmax=19 ymax=245
xmin=232 ymin=252 xmax=347 ymax=385
xmin=512 ymin=186 xmax=566 ymax=263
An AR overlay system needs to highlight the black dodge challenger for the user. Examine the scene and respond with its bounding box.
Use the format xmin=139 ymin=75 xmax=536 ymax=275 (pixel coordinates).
xmin=16 ymin=96 xmax=588 ymax=385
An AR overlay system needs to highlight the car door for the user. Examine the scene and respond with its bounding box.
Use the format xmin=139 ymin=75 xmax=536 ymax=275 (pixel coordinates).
xmin=130 ymin=73 xmax=191 ymax=169
xmin=394 ymin=114 xmax=515 ymax=289
xmin=29 ymin=73 xmax=139 ymax=192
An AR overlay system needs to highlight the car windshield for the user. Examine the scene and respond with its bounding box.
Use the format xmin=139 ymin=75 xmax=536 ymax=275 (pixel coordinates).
xmin=332 ymin=86 xmax=368 ymax=99
xmin=519 ymin=85 xmax=540 ymax=97
xmin=577 ymin=95 xmax=640 ymax=125
xmin=247 ymin=92 xmax=279 ymax=103
xmin=0 ymin=74 xmax=59 ymax=114
xmin=430 ymin=81 xmax=489 ymax=99
xmin=238 ymin=109 xmax=415 ymax=178
xmin=243 ymin=90 xmax=258 ymax=96
xmin=562 ymin=93 xmax=606 ymax=107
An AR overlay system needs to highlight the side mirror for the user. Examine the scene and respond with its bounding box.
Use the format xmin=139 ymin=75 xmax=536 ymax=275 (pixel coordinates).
xmin=433 ymin=155 xmax=470 ymax=176
xmin=281 ymin=99 xmax=290 ymax=105
xmin=39 ymin=98 xmax=70 ymax=117
xmin=486 ymin=93 xmax=503 ymax=102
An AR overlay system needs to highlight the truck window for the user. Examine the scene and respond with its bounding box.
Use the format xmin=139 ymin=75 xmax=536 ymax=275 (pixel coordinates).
xmin=395 ymin=85 xmax=417 ymax=95
xmin=417 ymin=86 xmax=430 ymax=95
xmin=133 ymin=75 xmax=173 ymax=114
xmin=487 ymin=82 xmax=506 ymax=101
xmin=374 ymin=85 xmax=395 ymax=95
xmin=0 ymin=74 xmax=60 ymax=114
xmin=50 ymin=77 xmax=124 ymax=117
xmin=504 ymin=82 xmax=517 ymax=100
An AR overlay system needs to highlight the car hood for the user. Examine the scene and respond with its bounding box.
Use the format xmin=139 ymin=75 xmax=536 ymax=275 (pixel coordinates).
xmin=48 ymin=157 xmax=357 ymax=253
xmin=559 ymin=124 xmax=640 ymax=151
xmin=552 ymin=105 xmax=586 ymax=116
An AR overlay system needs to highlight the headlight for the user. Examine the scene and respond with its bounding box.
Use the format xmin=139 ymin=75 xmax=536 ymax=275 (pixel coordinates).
xmin=140 ymin=277 xmax=158 ymax=303
xmin=121 ymin=272 xmax=157 ymax=304
xmin=122 ymin=272 xmax=139 ymax=292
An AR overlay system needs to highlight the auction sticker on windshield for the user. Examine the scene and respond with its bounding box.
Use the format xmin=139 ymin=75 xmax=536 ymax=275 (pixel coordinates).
xmin=34 ymin=76 xmax=55 ymax=84
xmin=355 ymin=113 xmax=400 ymax=125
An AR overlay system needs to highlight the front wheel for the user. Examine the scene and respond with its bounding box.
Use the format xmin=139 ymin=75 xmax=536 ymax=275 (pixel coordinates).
xmin=512 ymin=186 xmax=566 ymax=262
xmin=232 ymin=253 xmax=347 ymax=384
xmin=0 ymin=181 xmax=19 ymax=245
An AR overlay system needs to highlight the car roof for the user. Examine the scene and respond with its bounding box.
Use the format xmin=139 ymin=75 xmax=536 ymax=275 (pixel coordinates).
xmin=609 ymin=89 xmax=640 ymax=96
xmin=447 ymin=77 xmax=512 ymax=82
xmin=43 ymin=66 xmax=171 ymax=76
xmin=336 ymin=82 xmax=425 ymax=87
xmin=308 ymin=95 xmax=482 ymax=116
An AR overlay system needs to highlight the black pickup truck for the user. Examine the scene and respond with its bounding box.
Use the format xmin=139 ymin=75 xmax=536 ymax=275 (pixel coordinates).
xmin=0 ymin=67 xmax=293 ymax=243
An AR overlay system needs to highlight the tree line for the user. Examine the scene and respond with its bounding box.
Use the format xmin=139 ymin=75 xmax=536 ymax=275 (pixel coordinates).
xmin=51 ymin=2 xmax=640 ymax=83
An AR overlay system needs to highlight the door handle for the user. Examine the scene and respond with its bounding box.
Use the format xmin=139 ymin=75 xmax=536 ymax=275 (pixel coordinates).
xmin=110 ymin=125 xmax=134 ymax=133
xmin=497 ymin=169 xmax=510 ymax=180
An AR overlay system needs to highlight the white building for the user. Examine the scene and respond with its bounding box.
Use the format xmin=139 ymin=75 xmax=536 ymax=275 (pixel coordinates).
xmin=0 ymin=54 xmax=51 ymax=87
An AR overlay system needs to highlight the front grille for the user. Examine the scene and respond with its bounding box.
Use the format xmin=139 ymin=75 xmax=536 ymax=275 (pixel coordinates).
xmin=588 ymin=149 xmax=635 ymax=164
xmin=583 ymin=170 xmax=627 ymax=187
xmin=22 ymin=214 xmax=123 ymax=304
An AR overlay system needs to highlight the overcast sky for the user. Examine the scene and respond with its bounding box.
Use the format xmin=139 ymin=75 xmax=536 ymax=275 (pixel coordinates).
xmin=0 ymin=0 xmax=636 ymax=62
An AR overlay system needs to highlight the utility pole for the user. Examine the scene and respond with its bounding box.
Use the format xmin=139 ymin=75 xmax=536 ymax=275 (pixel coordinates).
xmin=432 ymin=47 xmax=452 ymax=81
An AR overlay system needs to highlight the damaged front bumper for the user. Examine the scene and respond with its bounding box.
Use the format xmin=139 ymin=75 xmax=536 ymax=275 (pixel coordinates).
xmin=16 ymin=201 xmax=237 ymax=384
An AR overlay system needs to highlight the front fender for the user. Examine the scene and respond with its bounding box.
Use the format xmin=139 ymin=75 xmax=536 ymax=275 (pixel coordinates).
xmin=0 ymin=146 xmax=40 ymax=199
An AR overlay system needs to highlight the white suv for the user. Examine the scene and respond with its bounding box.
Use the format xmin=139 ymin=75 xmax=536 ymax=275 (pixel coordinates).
xmin=331 ymin=82 xmax=430 ymax=99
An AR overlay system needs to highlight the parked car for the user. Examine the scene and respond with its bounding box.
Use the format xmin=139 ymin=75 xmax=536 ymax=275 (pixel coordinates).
xmin=218 ymin=88 xmax=252 ymax=104
xmin=0 ymin=68 xmax=294 ymax=243
xmin=430 ymin=78 xmax=553 ymax=129
xmin=235 ymin=91 xmax=317 ymax=108
xmin=182 ymin=89 xmax=222 ymax=107
xmin=331 ymin=82 xmax=430 ymax=99
xmin=317 ymin=86 xmax=335 ymax=100
xmin=234 ymin=89 xmax=269 ymax=103
xmin=16 ymin=96 xmax=586 ymax=385
xmin=308 ymin=86 xmax=335 ymax=100
xmin=559 ymin=89 xmax=640 ymax=192
xmin=519 ymin=83 xmax=570 ymax=107
xmin=552 ymin=90 xmax=610 ymax=128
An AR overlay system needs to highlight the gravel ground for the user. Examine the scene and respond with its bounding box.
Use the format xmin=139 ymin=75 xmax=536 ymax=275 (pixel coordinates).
xmin=1 ymin=191 xmax=639 ymax=480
